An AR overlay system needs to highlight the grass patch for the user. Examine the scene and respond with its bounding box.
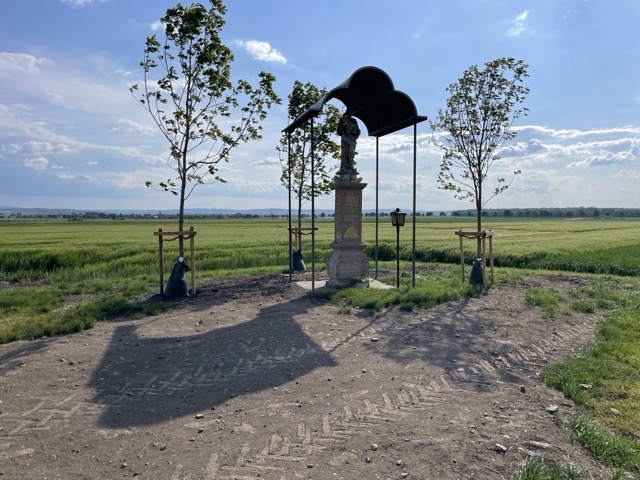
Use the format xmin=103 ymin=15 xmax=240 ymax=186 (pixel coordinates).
xmin=540 ymin=278 xmax=640 ymax=478
xmin=0 ymin=287 xmax=65 ymax=315
xmin=0 ymin=292 xmax=172 ymax=343
xmin=524 ymin=287 xmax=564 ymax=318
xmin=540 ymin=308 xmax=640 ymax=437
xmin=330 ymin=267 xmax=481 ymax=312
xmin=576 ymin=281 xmax=629 ymax=311
xmin=571 ymin=299 xmax=596 ymax=314
xmin=510 ymin=456 xmax=583 ymax=480
xmin=560 ymin=414 xmax=640 ymax=476
xmin=331 ymin=286 xmax=399 ymax=311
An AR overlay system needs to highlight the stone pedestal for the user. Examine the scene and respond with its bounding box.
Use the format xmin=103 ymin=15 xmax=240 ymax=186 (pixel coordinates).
xmin=327 ymin=178 xmax=369 ymax=287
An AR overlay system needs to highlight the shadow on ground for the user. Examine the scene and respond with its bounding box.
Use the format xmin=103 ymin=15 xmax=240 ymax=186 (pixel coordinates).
xmin=88 ymin=296 xmax=336 ymax=429
xmin=363 ymin=294 xmax=531 ymax=390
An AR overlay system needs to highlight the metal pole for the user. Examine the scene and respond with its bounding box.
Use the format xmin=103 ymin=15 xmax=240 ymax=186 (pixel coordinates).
xmin=412 ymin=123 xmax=417 ymax=288
xmin=311 ymin=118 xmax=315 ymax=294
xmin=158 ymin=229 xmax=163 ymax=296
xmin=189 ymin=226 xmax=196 ymax=295
xmin=375 ymin=136 xmax=379 ymax=279
xmin=396 ymin=224 xmax=400 ymax=288
xmin=287 ymin=133 xmax=292 ymax=282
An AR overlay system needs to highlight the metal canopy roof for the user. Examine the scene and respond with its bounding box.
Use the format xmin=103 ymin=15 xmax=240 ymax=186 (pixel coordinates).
xmin=282 ymin=66 xmax=427 ymax=137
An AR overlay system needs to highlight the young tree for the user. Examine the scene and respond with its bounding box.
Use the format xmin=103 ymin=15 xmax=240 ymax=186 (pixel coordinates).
xmin=431 ymin=57 xmax=529 ymax=256
xmin=131 ymin=1 xmax=280 ymax=256
xmin=278 ymin=81 xmax=341 ymax=254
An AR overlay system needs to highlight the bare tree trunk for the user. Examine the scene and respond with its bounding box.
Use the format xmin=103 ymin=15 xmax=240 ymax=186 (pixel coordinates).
xmin=296 ymin=195 xmax=303 ymax=252
xmin=178 ymin=190 xmax=185 ymax=258
xmin=475 ymin=198 xmax=482 ymax=258
xmin=178 ymin=153 xmax=187 ymax=258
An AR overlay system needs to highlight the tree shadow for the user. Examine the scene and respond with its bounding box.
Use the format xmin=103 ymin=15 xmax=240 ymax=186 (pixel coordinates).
xmin=0 ymin=338 xmax=54 ymax=375
xmin=88 ymin=296 xmax=336 ymax=428
xmin=363 ymin=297 xmax=529 ymax=390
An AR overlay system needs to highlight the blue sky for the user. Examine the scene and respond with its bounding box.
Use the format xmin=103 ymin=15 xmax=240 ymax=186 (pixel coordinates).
xmin=0 ymin=0 xmax=638 ymax=212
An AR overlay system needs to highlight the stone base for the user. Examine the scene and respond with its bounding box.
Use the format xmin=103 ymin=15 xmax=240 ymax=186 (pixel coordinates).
xmin=326 ymin=243 xmax=370 ymax=288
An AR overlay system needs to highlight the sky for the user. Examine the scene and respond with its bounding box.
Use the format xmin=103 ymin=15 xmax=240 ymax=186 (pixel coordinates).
xmin=0 ymin=0 xmax=639 ymax=213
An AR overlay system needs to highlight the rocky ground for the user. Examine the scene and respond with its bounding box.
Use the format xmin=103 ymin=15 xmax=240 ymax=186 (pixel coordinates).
xmin=0 ymin=272 xmax=609 ymax=479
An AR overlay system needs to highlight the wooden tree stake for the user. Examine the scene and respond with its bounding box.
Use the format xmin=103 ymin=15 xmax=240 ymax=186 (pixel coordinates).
xmin=154 ymin=227 xmax=197 ymax=296
xmin=454 ymin=230 xmax=494 ymax=285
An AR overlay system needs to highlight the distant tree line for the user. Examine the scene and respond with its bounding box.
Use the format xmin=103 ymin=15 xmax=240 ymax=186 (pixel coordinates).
xmin=0 ymin=212 xmax=292 ymax=221
xmin=445 ymin=207 xmax=640 ymax=218
xmin=3 ymin=207 xmax=640 ymax=221
xmin=367 ymin=208 xmax=640 ymax=218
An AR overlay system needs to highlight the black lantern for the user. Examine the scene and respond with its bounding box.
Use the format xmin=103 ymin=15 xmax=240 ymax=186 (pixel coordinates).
xmin=390 ymin=208 xmax=406 ymax=287
xmin=390 ymin=208 xmax=406 ymax=227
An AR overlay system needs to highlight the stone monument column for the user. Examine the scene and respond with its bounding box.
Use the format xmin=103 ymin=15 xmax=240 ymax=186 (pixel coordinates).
xmin=327 ymin=114 xmax=370 ymax=287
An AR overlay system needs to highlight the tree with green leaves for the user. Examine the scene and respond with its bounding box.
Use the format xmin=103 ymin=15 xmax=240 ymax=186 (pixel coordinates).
xmin=278 ymin=81 xmax=341 ymax=254
xmin=130 ymin=1 xmax=280 ymax=256
xmin=431 ymin=57 xmax=529 ymax=256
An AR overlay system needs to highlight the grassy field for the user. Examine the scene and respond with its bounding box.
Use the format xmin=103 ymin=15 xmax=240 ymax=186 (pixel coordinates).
xmin=1 ymin=216 xmax=640 ymax=478
xmin=2 ymin=216 xmax=640 ymax=281
xmin=0 ymin=217 xmax=639 ymax=289
xmin=1 ymin=216 xmax=640 ymax=342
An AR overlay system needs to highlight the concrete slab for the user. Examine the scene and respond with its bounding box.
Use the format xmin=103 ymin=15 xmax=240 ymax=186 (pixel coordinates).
xmin=295 ymin=278 xmax=394 ymax=292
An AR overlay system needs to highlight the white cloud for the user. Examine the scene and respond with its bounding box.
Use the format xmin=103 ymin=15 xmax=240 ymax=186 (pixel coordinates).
xmin=357 ymin=133 xmax=435 ymax=165
xmin=415 ymin=123 xmax=640 ymax=208
xmin=57 ymin=172 xmax=77 ymax=180
xmin=0 ymin=104 xmax=166 ymax=171
xmin=61 ymin=0 xmax=106 ymax=6
xmin=504 ymin=125 xmax=640 ymax=170
xmin=150 ymin=20 xmax=164 ymax=32
xmin=55 ymin=172 xmax=98 ymax=183
xmin=514 ymin=125 xmax=640 ymax=140
xmin=0 ymin=50 xmax=132 ymax=117
xmin=235 ymin=40 xmax=287 ymax=64
xmin=102 ymin=167 xmax=168 ymax=189
xmin=0 ymin=53 xmax=51 ymax=78
xmin=112 ymin=119 xmax=157 ymax=136
xmin=500 ymin=139 xmax=545 ymax=157
xmin=221 ymin=177 xmax=281 ymax=194
xmin=412 ymin=28 xmax=426 ymax=41
xmin=24 ymin=156 xmax=49 ymax=170
xmin=378 ymin=175 xmax=431 ymax=194
xmin=11 ymin=140 xmax=76 ymax=155
xmin=249 ymin=157 xmax=280 ymax=167
xmin=613 ymin=169 xmax=640 ymax=180
xmin=568 ymin=148 xmax=637 ymax=168
xmin=510 ymin=10 xmax=528 ymax=36
xmin=2 ymin=143 xmax=21 ymax=154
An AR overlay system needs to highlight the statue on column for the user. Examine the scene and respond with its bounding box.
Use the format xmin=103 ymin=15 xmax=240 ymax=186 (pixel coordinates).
xmin=336 ymin=113 xmax=360 ymax=178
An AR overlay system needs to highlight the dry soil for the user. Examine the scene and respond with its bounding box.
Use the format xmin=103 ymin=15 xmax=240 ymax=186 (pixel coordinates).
xmin=0 ymin=272 xmax=610 ymax=479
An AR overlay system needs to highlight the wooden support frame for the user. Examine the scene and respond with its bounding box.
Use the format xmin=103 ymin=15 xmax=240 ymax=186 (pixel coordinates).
xmin=288 ymin=227 xmax=318 ymax=255
xmin=154 ymin=226 xmax=197 ymax=296
xmin=288 ymin=227 xmax=318 ymax=237
xmin=454 ymin=230 xmax=494 ymax=286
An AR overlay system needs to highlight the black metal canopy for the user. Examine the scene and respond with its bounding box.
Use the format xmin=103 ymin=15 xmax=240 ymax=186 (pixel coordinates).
xmin=284 ymin=66 xmax=427 ymax=291
xmin=283 ymin=66 xmax=427 ymax=136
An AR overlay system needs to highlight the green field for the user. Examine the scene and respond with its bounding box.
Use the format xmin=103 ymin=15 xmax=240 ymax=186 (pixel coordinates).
xmin=1 ymin=216 xmax=639 ymax=344
xmin=2 ymin=216 xmax=639 ymax=283
xmin=0 ymin=216 xmax=637 ymax=340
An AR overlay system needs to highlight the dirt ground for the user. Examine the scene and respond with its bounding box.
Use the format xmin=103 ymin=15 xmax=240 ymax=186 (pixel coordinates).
xmin=0 ymin=271 xmax=610 ymax=479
